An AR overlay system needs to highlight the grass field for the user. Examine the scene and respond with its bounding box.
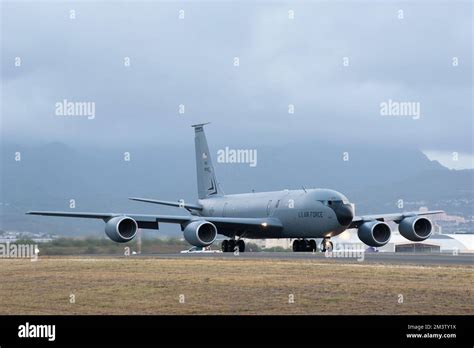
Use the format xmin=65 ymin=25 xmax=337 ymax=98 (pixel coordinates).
xmin=0 ymin=256 xmax=472 ymax=315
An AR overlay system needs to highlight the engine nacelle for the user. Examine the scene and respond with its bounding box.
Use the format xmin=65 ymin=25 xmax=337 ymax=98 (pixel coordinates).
xmin=357 ymin=221 xmax=391 ymax=247
xmin=183 ymin=221 xmax=217 ymax=247
xmin=398 ymin=216 xmax=432 ymax=242
xmin=105 ymin=216 xmax=138 ymax=243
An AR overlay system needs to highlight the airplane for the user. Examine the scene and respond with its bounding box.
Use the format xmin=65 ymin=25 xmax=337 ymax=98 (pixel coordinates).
xmin=27 ymin=123 xmax=443 ymax=252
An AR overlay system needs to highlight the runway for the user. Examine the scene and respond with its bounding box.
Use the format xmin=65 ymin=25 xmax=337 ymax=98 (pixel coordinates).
xmin=139 ymin=251 xmax=473 ymax=266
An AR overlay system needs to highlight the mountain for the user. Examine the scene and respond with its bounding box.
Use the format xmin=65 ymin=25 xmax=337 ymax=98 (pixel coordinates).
xmin=1 ymin=141 xmax=472 ymax=236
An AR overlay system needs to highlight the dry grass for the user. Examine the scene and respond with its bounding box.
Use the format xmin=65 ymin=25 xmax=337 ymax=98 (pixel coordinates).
xmin=0 ymin=256 xmax=472 ymax=315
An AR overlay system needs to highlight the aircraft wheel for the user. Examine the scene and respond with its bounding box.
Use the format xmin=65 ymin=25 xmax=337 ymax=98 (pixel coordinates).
xmin=292 ymin=240 xmax=300 ymax=252
xmin=309 ymin=240 xmax=317 ymax=252
xmin=237 ymin=240 xmax=245 ymax=252
xmin=221 ymin=240 xmax=228 ymax=252
xmin=320 ymin=240 xmax=326 ymax=252
xmin=228 ymin=240 xmax=236 ymax=252
xmin=320 ymin=239 xmax=333 ymax=252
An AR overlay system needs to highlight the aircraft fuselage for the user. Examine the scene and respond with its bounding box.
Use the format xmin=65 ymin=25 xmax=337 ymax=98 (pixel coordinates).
xmin=198 ymin=188 xmax=354 ymax=239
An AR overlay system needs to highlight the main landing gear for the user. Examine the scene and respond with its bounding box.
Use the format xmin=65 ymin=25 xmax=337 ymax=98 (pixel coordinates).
xmin=292 ymin=239 xmax=317 ymax=252
xmin=292 ymin=238 xmax=333 ymax=252
xmin=222 ymin=239 xmax=245 ymax=252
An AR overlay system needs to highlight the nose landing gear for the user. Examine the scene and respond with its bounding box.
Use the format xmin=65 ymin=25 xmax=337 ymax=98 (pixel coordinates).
xmin=320 ymin=238 xmax=333 ymax=252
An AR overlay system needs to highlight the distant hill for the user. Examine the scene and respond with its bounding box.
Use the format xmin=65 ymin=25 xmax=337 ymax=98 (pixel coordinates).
xmin=1 ymin=141 xmax=472 ymax=236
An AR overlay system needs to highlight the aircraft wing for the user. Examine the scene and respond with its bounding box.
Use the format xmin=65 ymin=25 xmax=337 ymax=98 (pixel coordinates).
xmin=348 ymin=210 xmax=444 ymax=229
xmin=26 ymin=211 xmax=283 ymax=234
xmin=26 ymin=211 xmax=192 ymax=229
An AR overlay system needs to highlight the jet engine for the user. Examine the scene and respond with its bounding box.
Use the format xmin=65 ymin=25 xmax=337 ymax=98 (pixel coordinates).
xmin=183 ymin=221 xmax=217 ymax=247
xmin=105 ymin=216 xmax=138 ymax=243
xmin=398 ymin=216 xmax=432 ymax=242
xmin=357 ymin=221 xmax=391 ymax=247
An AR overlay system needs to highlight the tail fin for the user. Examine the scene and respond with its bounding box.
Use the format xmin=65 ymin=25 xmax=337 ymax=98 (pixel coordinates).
xmin=192 ymin=123 xmax=223 ymax=199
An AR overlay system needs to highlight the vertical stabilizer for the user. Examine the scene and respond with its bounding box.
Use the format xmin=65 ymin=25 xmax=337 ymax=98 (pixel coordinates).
xmin=192 ymin=123 xmax=223 ymax=199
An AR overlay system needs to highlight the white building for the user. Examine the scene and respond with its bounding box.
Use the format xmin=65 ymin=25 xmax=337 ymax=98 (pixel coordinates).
xmin=332 ymin=230 xmax=473 ymax=253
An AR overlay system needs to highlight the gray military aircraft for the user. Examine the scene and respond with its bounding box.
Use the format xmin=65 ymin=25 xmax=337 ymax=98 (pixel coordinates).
xmin=28 ymin=123 xmax=443 ymax=252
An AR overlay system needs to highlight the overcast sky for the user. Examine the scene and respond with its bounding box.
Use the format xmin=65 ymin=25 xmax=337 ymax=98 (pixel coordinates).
xmin=1 ymin=1 xmax=472 ymax=165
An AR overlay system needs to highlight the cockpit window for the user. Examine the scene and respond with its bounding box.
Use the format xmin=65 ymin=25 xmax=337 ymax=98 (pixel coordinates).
xmin=319 ymin=199 xmax=347 ymax=206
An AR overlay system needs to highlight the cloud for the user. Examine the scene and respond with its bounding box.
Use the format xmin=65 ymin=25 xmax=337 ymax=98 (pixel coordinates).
xmin=1 ymin=1 xmax=472 ymax=153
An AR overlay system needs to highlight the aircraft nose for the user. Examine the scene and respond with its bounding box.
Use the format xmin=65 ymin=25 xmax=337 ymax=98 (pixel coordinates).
xmin=335 ymin=203 xmax=354 ymax=226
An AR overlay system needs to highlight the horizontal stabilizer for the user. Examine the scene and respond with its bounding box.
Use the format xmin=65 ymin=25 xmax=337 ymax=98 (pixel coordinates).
xmin=129 ymin=197 xmax=203 ymax=211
